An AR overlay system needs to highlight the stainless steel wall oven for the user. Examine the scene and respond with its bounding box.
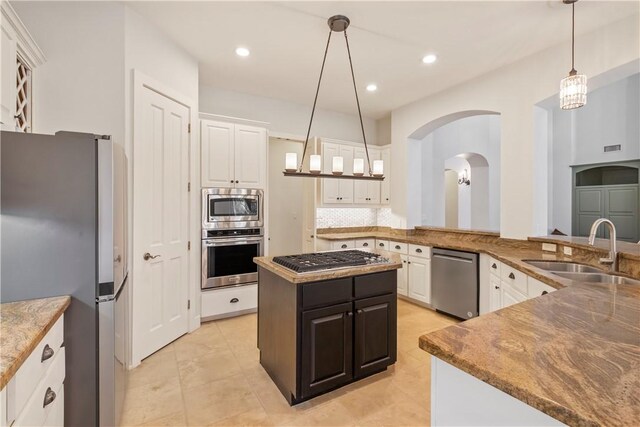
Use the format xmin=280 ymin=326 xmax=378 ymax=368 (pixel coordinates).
xmin=201 ymin=188 xmax=264 ymax=290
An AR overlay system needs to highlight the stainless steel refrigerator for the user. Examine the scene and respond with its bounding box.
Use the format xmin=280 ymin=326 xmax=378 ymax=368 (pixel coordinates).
xmin=1 ymin=130 xmax=129 ymax=427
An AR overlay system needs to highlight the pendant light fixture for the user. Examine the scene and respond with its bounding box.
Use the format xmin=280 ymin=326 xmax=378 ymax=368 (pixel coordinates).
xmin=559 ymin=0 xmax=587 ymax=110
xmin=284 ymin=15 xmax=384 ymax=181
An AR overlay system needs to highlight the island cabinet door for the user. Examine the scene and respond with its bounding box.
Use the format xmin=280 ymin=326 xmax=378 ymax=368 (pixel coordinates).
xmin=301 ymin=302 xmax=353 ymax=398
xmin=354 ymin=293 xmax=397 ymax=378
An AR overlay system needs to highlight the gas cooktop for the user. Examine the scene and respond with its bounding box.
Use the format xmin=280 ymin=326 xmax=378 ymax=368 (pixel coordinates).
xmin=272 ymin=250 xmax=390 ymax=273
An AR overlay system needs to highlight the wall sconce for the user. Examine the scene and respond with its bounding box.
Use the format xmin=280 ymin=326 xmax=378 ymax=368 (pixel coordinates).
xmin=458 ymin=169 xmax=470 ymax=186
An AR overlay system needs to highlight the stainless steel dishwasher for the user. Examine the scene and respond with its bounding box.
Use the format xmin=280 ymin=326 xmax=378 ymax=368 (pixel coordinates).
xmin=431 ymin=248 xmax=479 ymax=319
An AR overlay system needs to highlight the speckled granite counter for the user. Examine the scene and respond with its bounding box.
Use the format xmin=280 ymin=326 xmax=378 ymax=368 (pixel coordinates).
xmin=420 ymin=282 xmax=640 ymax=426
xmin=0 ymin=296 xmax=70 ymax=389
xmin=254 ymin=250 xmax=403 ymax=284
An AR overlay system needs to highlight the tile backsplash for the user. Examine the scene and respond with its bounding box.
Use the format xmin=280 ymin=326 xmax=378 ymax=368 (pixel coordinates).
xmin=316 ymin=208 xmax=402 ymax=229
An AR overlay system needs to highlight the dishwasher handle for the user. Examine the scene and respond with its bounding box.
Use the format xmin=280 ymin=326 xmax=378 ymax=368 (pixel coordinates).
xmin=433 ymin=253 xmax=474 ymax=264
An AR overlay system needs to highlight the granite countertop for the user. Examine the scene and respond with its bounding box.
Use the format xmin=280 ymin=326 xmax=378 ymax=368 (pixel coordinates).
xmin=315 ymin=227 xmax=640 ymax=425
xmin=254 ymin=250 xmax=403 ymax=284
xmin=420 ymin=282 xmax=640 ymax=426
xmin=0 ymin=296 xmax=71 ymax=390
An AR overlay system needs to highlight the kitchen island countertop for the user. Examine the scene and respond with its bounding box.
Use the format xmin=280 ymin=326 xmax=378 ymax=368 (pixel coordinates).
xmin=0 ymin=296 xmax=70 ymax=390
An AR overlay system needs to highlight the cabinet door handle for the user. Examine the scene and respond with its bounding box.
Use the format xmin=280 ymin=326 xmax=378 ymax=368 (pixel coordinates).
xmin=356 ymin=309 xmax=363 ymax=314
xmin=494 ymin=286 xmax=500 ymax=289
xmin=491 ymin=263 xmax=497 ymax=269
xmin=41 ymin=344 xmax=54 ymax=362
xmin=230 ymin=298 xmax=239 ymax=303
xmin=347 ymin=311 xmax=353 ymax=317
xmin=403 ymin=260 xmax=407 ymax=263
xmin=508 ymin=272 xmax=516 ymax=279
xmin=230 ymin=180 xmax=234 ymax=183
xmin=341 ymin=244 xmax=348 ymax=249
xmin=541 ymin=291 xmax=548 ymax=296
xmin=235 ymin=180 xmax=239 ymax=184
xmin=43 ymin=387 xmax=56 ymax=408
xmin=407 ymin=261 xmax=411 ymax=264
xmin=395 ymin=245 xmax=401 ymax=250
xmin=415 ymin=248 xmax=423 ymax=253
xmin=362 ymin=243 xmax=369 ymax=247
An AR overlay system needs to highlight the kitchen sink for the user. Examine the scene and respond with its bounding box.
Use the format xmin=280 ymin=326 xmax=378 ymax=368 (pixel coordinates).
xmin=524 ymin=260 xmax=603 ymax=273
xmin=552 ymin=272 xmax=640 ymax=286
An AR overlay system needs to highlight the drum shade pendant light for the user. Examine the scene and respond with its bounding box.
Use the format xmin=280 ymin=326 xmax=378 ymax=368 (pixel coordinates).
xmin=559 ymin=0 xmax=587 ymax=110
xmin=284 ymin=15 xmax=384 ymax=181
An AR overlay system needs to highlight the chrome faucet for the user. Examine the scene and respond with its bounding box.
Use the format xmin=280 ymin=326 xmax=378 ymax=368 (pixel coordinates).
xmin=588 ymin=218 xmax=618 ymax=272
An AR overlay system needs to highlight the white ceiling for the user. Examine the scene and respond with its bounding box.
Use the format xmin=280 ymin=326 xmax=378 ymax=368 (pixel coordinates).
xmin=127 ymin=1 xmax=638 ymax=119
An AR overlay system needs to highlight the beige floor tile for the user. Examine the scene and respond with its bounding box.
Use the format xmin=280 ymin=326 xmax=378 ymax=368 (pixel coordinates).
xmin=178 ymin=349 xmax=243 ymax=390
xmin=121 ymin=377 xmax=184 ymax=426
xmin=123 ymin=297 xmax=458 ymax=427
xmin=127 ymin=349 xmax=179 ymax=390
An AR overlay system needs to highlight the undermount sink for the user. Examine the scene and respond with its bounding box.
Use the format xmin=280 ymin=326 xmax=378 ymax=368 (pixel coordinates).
xmin=524 ymin=260 xmax=603 ymax=273
xmin=552 ymin=272 xmax=640 ymax=286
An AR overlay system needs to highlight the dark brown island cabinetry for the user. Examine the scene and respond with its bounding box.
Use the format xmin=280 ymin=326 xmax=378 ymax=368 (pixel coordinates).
xmin=257 ymin=268 xmax=397 ymax=405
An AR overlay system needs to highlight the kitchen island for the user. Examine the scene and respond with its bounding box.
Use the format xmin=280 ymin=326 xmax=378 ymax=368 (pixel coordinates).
xmin=254 ymin=251 xmax=402 ymax=404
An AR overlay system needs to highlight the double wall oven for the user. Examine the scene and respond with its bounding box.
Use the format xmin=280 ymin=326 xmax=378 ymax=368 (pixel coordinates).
xmin=201 ymin=188 xmax=264 ymax=290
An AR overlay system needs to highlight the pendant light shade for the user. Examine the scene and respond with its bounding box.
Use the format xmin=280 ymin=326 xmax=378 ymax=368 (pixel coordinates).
xmin=560 ymin=0 xmax=587 ymax=110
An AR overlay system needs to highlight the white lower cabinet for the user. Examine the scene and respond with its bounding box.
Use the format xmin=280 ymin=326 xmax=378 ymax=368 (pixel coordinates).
xmin=354 ymin=238 xmax=374 ymax=249
xmin=3 ymin=315 xmax=66 ymax=427
xmin=407 ymin=256 xmax=431 ymax=304
xmin=483 ymin=259 xmax=557 ymax=312
xmin=331 ymin=240 xmax=355 ymax=250
xmin=201 ymin=284 xmax=258 ymax=320
xmin=397 ymin=255 xmax=409 ymax=296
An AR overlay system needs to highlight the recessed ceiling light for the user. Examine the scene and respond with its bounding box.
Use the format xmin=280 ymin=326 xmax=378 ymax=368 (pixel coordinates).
xmin=366 ymin=84 xmax=378 ymax=92
xmin=235 ymin=47 xmax=250 ymax=57
xmin=422 ymin=54 xmax=437 ymax=64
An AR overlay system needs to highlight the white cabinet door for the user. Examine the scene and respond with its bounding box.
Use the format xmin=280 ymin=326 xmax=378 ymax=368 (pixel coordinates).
xmin=337 ymin=145 xmax=354 ymax=204
xmin=501 ymin=283 xmax=527 ymax=308
xmin=366 ymin=150 xmax=381 ymax=204
xmin=353 ymin=147 xmax=368 ymax=204
xmin=234 ymin=124 xmax=266 ymax=189
xmin=201 ymin=120 xmax=234 ymax=187
xmin=398 ymin=254 xmax=408 ymax=296
xmin=489 ymin=274 xmax=502 ymax=312
xmin=322 ymin=143 xmax=341 ymax=204
xmin=408 ymin=256 xmax=430 ymax=303
xmin=380 ymin=148 xmax=391 ymax=205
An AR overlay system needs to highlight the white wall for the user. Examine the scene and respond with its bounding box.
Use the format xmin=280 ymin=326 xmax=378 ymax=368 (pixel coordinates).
xmin=199 ymin=86 xmax=378 ymax=145
xmin=12 ymin=1 xmax=125 ymax=143
xmin=419 ymin=115 xmax=500 ymax=231
xmin=392 ymin=14 xmax=640 ymax=239
xmin=549 ymin=72 xmax=640 ymax=234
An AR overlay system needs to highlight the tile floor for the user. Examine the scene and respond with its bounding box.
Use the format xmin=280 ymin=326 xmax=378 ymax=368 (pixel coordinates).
xmin=121 ymin=299 xmax=459 ymax=426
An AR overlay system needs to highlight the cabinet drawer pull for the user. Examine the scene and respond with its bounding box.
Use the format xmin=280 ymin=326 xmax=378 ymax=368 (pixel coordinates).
xmin=347 ymin=311 xmax=353 ymax=317
xmin=41 ymin=344 xmax=54 ymax=362
xmin=341 ymin=244 xmax=348 ymax=249
xmin=395 ymin=245 xmax=401 ymax=250
xmin=541 ymin=291 xmax=548 ymax=296
xmin=415 ymin=248 xmax=423 ymax=253
xmin=494 ymin=286 xmax=500 ymax=289
xmin=362 ymin=243 xmax=369 ymax=247
xmin=356 ymin=309 xmax=363 ymax=314
xmin=508 ymin=272 xmax=516 ymax=279
xmin=491 ymin=263 xmax=497 ymax=269
xmin=379 ymin=243 xmax=384 ymax=247
xmin=230 ymin=298 xmax=239 ymax=303
xmin=43 ymin=387 xmax=56 ymax=408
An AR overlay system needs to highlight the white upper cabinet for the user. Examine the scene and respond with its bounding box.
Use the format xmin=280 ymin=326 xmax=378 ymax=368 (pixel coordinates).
xmin=200 ymin=119 xmax=266 ymax=189
xmin=234 ymin=124 xmax=267 ymax=188
xmin=201 ymin=120 xmax=234 ymax=187
xmin=321 ymin=140 xmax=389 ymax=206
xmin=380 ymin=147 xmax=391 ymax=205
xmin=322 ymin=142 xmax=354 ymax=204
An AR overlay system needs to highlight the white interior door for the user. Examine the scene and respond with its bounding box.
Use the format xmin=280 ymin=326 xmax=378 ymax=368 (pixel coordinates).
xmin=134 ymin=85 xmax=190 ymax=360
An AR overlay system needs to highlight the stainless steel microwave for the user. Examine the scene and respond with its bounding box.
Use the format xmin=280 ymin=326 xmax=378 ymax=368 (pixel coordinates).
xmin=202 ymin=188 xmax=263 ymax=232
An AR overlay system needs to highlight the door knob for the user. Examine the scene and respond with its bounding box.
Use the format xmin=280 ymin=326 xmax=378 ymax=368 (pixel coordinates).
xmin=143 ymin=252 xmax=161 ymax=261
